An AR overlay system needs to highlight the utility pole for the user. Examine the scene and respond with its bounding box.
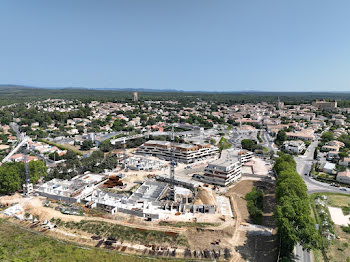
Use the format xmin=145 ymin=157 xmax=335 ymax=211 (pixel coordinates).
xmin=169 ymin=125 xmax=175 ymax=201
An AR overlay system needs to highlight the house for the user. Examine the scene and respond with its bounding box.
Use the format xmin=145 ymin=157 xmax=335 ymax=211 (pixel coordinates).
xmin=336 ymin=171 xmax=350 ymax=185
xmin=327 ymin=151 xmax=339 ymax=160
xmin=286 ymin=129 xmax=315 ymax=141
xmin=10 ymin=154 xmax=39 ymax=163
xmin=322 ymin=140 xmax=344 ymax=152
xmin=322 ymin=162 xmax=336 ymax=174
xmin=339 ymin=157 xmax=350 ymax=167
xmin=283 ymin=140 xmax=306 ymax=154
xmin=0 ymin=144 xmax=10 ymax=151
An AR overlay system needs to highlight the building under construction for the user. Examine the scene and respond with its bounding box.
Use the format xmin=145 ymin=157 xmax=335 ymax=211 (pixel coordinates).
xmin=84 ymin=179 xmax=216 ymax=219
xmin=136 ymin=140 xmax=218 ymax=163
xmin=125 ymin=156 xmax=167 ymax=171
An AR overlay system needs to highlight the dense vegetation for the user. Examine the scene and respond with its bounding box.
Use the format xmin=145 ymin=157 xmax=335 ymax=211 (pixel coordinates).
xmin=46 ymin=150 xmax=118 ymax=181
xmin=273 ymin=153 xmax=320 ymax=260
xmin=0 ymin=160 xmax=47 ymax=194
xmin=241 ymin=139 xmax=262 ymax=151
xmin=2 ymin=86 xmax=350 ymax=106
xmin=245 ymin=186 xmax=264 ymax=224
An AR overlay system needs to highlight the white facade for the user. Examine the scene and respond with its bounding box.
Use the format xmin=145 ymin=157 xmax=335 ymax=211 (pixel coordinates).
xmin=336 ymin=171 xmax=350 ymax=185
xmin=283 ymin=140 xmax=306 ymax=154
xmin=202 ymin=158 xmax=242 ymax=186
xmin=136 ymin=140 xmax=218 ymax=163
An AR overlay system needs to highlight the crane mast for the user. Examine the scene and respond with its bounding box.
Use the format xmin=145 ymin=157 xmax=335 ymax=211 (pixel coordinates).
xmin=169 ymin=125 xmax=175 ymax=201
xmin=23 ymin=142 xmax=33 ymax=196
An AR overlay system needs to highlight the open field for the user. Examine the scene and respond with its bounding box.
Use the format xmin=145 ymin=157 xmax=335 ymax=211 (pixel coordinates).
xmin=0 ymin=218 xmax=186 ymax=262
xmin=325 ymin=193 xmax=350 ymax=208
xmin=327 ymin=225 xmax=350 ymax=262
xmin=311 ymin=193 xmax=350 ymax=262
xmin=39 ymin=139 xmax=84 ymax=155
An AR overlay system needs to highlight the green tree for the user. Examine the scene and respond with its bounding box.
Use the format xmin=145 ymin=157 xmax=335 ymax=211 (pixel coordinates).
xmin=273 ymin=153 xmax=321 ymax=258
xmin=99 ymin=140 xmax=112 ymax=152
xmin=64 ymin=150 xmax=78 ymax=160
xmin=0 ymin=163 xmax=22 ymax=194
xmin=218 ymin=137 xmax=231 ymax=152
xmin=321 ymin=131 xmax=334 ymax=143
xmin=241 ymin=139 xmax=258 ymax=151
xmin=29 ymin=160 xmax=47 ymax=183
xmin=81 ymin=140 xmax=94 ymax=150
xmin=275 ymin=130 xmax=287 ymax=146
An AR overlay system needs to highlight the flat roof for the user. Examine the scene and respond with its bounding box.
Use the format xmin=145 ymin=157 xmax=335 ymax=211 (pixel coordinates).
xmin=209 ymin=157 xmax=239 ymax=168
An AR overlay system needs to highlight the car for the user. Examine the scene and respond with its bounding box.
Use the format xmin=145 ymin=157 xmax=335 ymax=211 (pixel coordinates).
xmin=340 ymin=188 xmax=347 ymax=191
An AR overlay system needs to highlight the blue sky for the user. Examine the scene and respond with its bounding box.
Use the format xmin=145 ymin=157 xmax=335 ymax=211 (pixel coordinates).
xmin=1 ymin=0 xmax=350 ymax=92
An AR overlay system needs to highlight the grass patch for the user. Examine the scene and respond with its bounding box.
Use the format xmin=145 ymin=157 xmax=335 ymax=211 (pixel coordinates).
xmin=342 ymin=225 xmax=350 ymax=234
xmin=218 ymin=137 xmax=232 ymax=152
xmin=38 ymin=139 xmax=83 ymax=156
xmin=312 ymin=249 xmax=325 ymax=262
xmin=310 ymin=193 xmax=350 ymax=262
xmin=327 ymin=225 xmax=350 ymax=262
xmin=53 ymin=219 xmax=189 ymax=247
xmin=325 ymin=193 xmax=350 ymax=207
xmin=0 ymin=218 xmax=180 ymax=262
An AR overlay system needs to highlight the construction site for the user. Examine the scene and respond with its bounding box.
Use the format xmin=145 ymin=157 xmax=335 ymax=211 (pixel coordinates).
xmin=0 ymin=129 xmax=278 ymax=261
xmin=0 ymin=177 xmax=278 ymax=261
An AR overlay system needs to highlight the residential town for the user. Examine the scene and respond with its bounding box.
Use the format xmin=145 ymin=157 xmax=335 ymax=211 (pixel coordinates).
xmin=1 ymin=94 xmax=350 ymax=261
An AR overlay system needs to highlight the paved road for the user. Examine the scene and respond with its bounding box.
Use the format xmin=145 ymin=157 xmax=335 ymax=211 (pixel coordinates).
xmin=294 ymin=243 xmax=312 ymax=262
xmin=261 ymin=129 xmax=277 ymax=153
xmin=295 ymin=140 xmax=350 ymax=195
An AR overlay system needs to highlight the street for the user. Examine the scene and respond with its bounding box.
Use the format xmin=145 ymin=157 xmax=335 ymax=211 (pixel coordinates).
xmin=261 ymin=129 xmax=277 ymax=153
xmin=295 ymin=140 xmax=350 ymax=195
xmin=293 ymin=137 xmax=350 ymax=262
xmin=294 ymin=243 xmax=312 ymax=262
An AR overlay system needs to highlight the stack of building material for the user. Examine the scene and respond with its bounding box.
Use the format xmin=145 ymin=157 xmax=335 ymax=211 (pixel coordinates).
xmin=103 ymin=176 xmax=123 ymax=188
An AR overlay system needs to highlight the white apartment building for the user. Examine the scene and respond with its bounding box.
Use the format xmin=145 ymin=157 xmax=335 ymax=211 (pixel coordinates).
xmin=136 ymin=140 xmax=218 ymax=163
xmin=202 ymin=157 xmax=242 ymax=186
xmin=237 ymin=150 xmax=254 ymax=163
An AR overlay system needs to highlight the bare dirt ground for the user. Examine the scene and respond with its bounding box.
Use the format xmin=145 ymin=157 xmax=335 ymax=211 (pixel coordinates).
xmin=251 ymin=157 xmax=271 ymax=176
xmin=224 ymin=180 xmax=278 ymax=262
xmin=1 ymin=179 xmax=277 ymax=261
xmin=0 ymin=195 xmax=186 ymax=233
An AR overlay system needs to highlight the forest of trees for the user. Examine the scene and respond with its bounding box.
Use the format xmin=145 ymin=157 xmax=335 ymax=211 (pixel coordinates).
xmin=45 ymin=150 xmax=119 ymax=181
xmin=2 ymin=85 xmax=350 ymax=107
xmin=0 ymin=160 xmax=47 ymax=194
